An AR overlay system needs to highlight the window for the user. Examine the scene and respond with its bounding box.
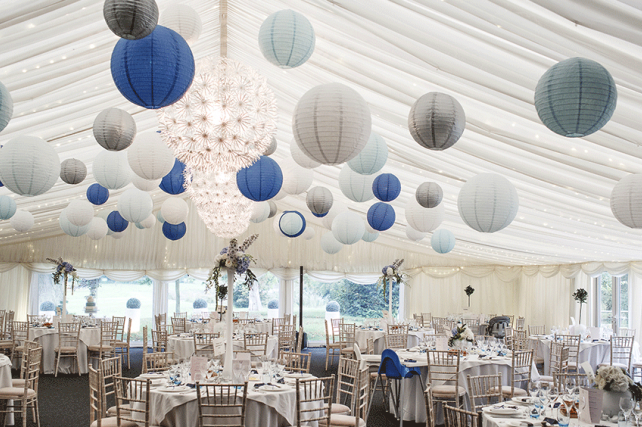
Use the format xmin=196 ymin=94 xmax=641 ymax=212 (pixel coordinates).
xmin=594 ymin=272 xmax=629 ymax=332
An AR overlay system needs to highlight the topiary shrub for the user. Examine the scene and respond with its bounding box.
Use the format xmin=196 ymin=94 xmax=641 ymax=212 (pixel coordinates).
xmin=40 ymin=301 xmax=55 ymax=311
xmin=193 ymin=298 xmax=208 ymax=309
xmin=326 ymin=301 xmax=340 ymax=312
xmin=268 ymin=300 xmax=279 ymax=310
xmin=126 ymin=298 xmax=141 ymax=309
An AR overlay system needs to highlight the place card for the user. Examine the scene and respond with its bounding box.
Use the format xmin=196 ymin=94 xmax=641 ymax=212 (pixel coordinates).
xmin=579 ymin=386 xmax=602 ymax=424
xmin=436 ymin=336 xmax=448 ymax=351
xmin=213 ymin=338 xmax=225 ymax=356
xmin=190 ymin=356 xmax=208 ymax=383
xmin=580 ymin=361 xmax=594 ymax=379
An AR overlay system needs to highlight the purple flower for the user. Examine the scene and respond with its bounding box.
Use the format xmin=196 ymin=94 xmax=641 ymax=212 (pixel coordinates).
xmin=220 ymin=248 xmax=228 ymax=255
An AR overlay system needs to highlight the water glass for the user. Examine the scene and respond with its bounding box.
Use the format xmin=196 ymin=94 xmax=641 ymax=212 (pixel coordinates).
xmin=621 ymin=397 xmax=634 ymax=423
xmin=557 ymin=402 xmax=571 ymax=427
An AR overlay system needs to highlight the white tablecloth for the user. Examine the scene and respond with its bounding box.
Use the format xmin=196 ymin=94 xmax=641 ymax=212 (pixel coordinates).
xmin=0 ymin=355 xmax=14 ymax=425
xmin=168 ymin=335 xmax=278 ymax=361
xmin=26 ymin=327 xmax=101 ymax=374
xmin=482 ymin=405 xmax=617 ymax=427
xmin=355 ymin=328 xmax=435 ymax=354
xmin=534 ymin=337 xmax=610 ymax=375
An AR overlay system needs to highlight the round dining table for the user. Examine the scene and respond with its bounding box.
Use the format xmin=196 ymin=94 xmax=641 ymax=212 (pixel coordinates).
xmin=0 ymin=354 xmax=14 ymax=425
xmin=355 ymin=327 xmax=435 ymax=354
xmin=27 ymin=326 xmax=101 ymax=374
xmin=532 ymin=336 xmax=610 ymax=375
xmin=167 ymin=334 xmax=279 ymax=361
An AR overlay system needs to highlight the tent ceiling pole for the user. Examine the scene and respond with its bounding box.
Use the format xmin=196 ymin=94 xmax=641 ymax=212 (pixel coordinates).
xmin=299 ymin=266 xmax=303 ymax=328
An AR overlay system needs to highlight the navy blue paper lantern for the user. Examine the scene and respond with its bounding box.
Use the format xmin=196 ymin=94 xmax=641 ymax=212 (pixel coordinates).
xmin=373 ymin=173 xmax=401 ymax=202
xmin=87 ymin=183 xmax=109 ymax=205
xmin=107 ymin=211 xmax=129 ymax=232
xmin=367 ymin=202 xmax=395 ymax=231
xmin=163 ymin=221 xmax=186 ymax=240
xmin=160 ymin=159 xmax=187 ymax=195
xmin=236 ymin=156 xmax=283 ymax=201
xmin=111 ymin=26 xmax=195 ymax=109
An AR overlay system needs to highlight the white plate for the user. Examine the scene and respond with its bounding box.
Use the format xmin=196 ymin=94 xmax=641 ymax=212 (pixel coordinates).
xmin=283 ymin=372 xmax=313 ymax=379
xmin=157 ymin=386 xmax=191 ymax=393
xmin=259 ymin=384 xmax=290 ymax=392
xmin=482 ymin=405 xmax=521 ymax=416
xmin=511 ymin=397 xmax=533 ymax=405
xmin=139 ymin=372 xmax=165 ymax=379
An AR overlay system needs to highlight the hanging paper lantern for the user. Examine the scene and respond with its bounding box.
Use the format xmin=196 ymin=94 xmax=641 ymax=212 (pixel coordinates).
xmin=258 ymin=9 xmax=315 ymax=69
xmin=339 ymin=165 xmax=375 ymax=203
xmin=332 ymin=211 xmax=365 ymax=245
xmin=118 ymin=188 xmax=153 ymax=223
xmin=416 ymin=182 xmax=443 ymax=208
xmin=535 ymin=57 xmax=617 ymax=137
xmin=87 ymin=217 xmax=109 ymax=240
xmin=610 ymin=174 xmax=642 ymax=228
xmin=93 ymin=151 xmax=132 ymax=190
xmin=103 ymin=0 xmax=158 ymax=40
xmin=322 ymin=200 xmax=348 ymax=230
xmin=362 ymin=228 xmax=379 ymax=243
xmin=0 ymin=81 xmax=13 ymax=133
xmin=279 ymin=211 xmax=306 ymax=238
xmin=127 ymin=132 xmax=175 ymax=180
xmin=367 ymin=202 xmax=395 ymax=231
xmin=93 ymin=108 xmax=137 ymax=151
xmin=87 ymin=183 xmax=109 ymax=206
xmin=139 ymin=213 xmax=157 ymax=229
xmin=293 ymin=83 xmax=371 ymax=165
xmin=347 ymin=131 xmax=388 ymax=175
xmin=409 ymin=92 xmax=465 ymax=151
xmin=267 ymin=201 xmax=278 ymax=218
xmin=263 ymin=137 xmax=277 ymax=156
xmin=64 ymin=200 xmax=94 ymax=227
xmin=321 ymin=231 xmax=343 ymax=254
xmin=302 ymin=227 xmax=315 ymax=241
xmin=159 ymin=4 xmax=202 ymax=45
xmin=281 ymin=160 xmax=313 ymax=195
xmin=306 ymin=186 xmax=333 ymax=217
xmin=431 ymin=229 xmax=456 ymax=254
xmin=111 ymin=231 xmax=125 ymax=239
xmin=111 ymin=25 xmax=195 ymax=109
xmin=59 ymin=210 xmax=90 ymax=237
xmin=250 ymin=202 xmax=271 ymax=224
xmin=160 ymin=159 xmax=187 ymax=195
xmin=405 ymin=225 xmax=426 ymax=242
xmin=272 ymin=189 xmax=287 ymax=201
xmin=373 ymin=173 xmax=401 ymax=202
xmin=236 ymin=156 xmax=283 ymax=201
xmin=290 ymin=139 xmax=320 ymax=169
xmin=10 ymin=210 xmax=33 ymax=233
xmin=135 ymin=222 xmax=145 ymax=230
xmin=59 ymin=159 xmax=87 ymax=185
xmin=458 ymin=173 xmax=519 ymax=233
xmin=0 ymin=136 xmax=60 ymax=197
xmin=156 ymin=210 xmax=165 ymax=224
xmin=161 ymin=197 xmax=189 ymax=225
xmin=131 ymin=174 xmax=161 ymax=192
xmin=163 ymin=221 xmax=186 ymax=240
xmin=0 ymin=196 xmax=16 ymax=220
xmin=406 ymin=199 xmax=444 ymax=233
xmin=107 ymin=211 xmax=129 ymax=232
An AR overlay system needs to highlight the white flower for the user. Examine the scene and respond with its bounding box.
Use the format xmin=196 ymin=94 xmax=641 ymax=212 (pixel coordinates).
xmin=462 ymin=328 xmax=475 ymax=341
xmin=225 ymin=259 xmax=233 ymax=268
xmin=386 ymin=267 xmax=394 ymax=276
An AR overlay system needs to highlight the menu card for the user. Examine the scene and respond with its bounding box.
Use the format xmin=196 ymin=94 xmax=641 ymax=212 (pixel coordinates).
xmin=579 ymin=386 xmax=603 ymax=424
xmin=436 ymin=336 xmax=449 ymax=351
xmin=190 ymin=356 xmax=208 ymax=383
xmin=212 ymin=338 xmax=225 ymax=356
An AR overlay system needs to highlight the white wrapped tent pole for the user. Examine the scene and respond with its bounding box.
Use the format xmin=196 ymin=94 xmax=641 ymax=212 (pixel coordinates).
xmin=222 ymin=267 xmax=234 ymax=379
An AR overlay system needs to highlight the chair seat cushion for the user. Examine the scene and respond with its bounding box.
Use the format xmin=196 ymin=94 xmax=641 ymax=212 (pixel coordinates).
xmin=88 ymin=345 xmax=114 ymax=352
xmin=0 ymin=387 xmax=37 ymax=398
xmin=90 ymin=417 xmax=138 ymax=427
xmin=430 ymin=384 xmax=467 ymax=397
xmin=55 ymin=346 xmax=78 ymax=353
xmin=114 ymin=342 xmax=129 ymax=347
xmin=106 ymin=405 xmax=131 ymax=417
xmin=331 ymin=403 xmax=351 ymax=415
xmin=539 ymin=376 xmax=554 ymax=383
xmin=489 ymin=386 xmax=527 ymax=397
xmin=330 ymin=414 xmax=366 ymax=427
xmin=370 ymin=372 xmax=387 ymax=380
xmin=11 ymin=379 xmax=25 ymax=387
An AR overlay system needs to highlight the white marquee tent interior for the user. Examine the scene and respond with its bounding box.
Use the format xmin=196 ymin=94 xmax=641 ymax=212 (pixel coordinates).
xmin=1 ymin=0 xmax=642 ymax=338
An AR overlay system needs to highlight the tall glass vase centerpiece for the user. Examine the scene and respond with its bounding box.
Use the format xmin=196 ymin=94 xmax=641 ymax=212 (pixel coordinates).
xmin=47 ymin=257 xmax=78 ymax=318
xmin=377 ymin=259 xmax=406 ymax=323
xmin=206 ymin=235 xmax=259 ymax=379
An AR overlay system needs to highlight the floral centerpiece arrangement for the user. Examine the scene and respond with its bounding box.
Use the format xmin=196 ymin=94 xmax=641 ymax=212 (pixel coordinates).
xmin=377 ymin=258 xmax=407 ymax=298
xmin=572 ymin=288 xmax=588 ymax=324
xmin=590 ymin=365 xmax=642 ymax=416
xmin=448 ymin=323 xmax=475 ymax=350
xmin=47 ymin=257 xmax=79 ymax=294
xmin=465 ymin=285 xmax=475 ymax=307
xmin=206 ymin=235 xmax=259 ymax=311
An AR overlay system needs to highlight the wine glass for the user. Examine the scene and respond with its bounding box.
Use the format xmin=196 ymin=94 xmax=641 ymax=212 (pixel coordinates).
xmin=632 ymin=400 xmax=642 ymax=427
xmin=557 ymin=401 xmax=571 ymax=427
xmin=620 ymin=397 xmax=634 ymax=424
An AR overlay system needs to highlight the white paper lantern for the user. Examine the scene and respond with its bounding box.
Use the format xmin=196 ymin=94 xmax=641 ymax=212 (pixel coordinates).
xmin=111 ymin=231 xmax=125 ymax=239
xmin=60 ymin=159 xmax=87 ymax=185
xmin=281 ymin=160 xmax=314 ymax=195
xmin=405 ymin=199 xmax=444 ymax=232
xmin=64 ymin=200 xmax=94 ymax=227
xmin=302 ymin=227 xmax=315 ymax=240
xmin=339 ymin=165 xmax=375 ymax=203
xmin=332 ymin=211 xmax=365 ymax=245
xmin=160 ymin=4 xmax=202 ymax=45
xmin=263 ymin=137 xmax=277 ymax=156
xmin=405 ymin=225 xmax=426 ymax=242
xmin=0 ymin=81 xmax=13 ymax=133
xmin=161 ymin=197 xmax=189 ymax=224
xmin=11 ymin=210 xmax=33 ymax=232
xmin=139 ymin=214 xmax=157 ymax=229
xmin=267 ymin=201 xmax=278 ymax=218
xmin=364 ymin=222 xmax=376 ymax=234
xmin=272 ymin=188 xmax=288 ymax=201
xmin=293 ymin=83 xmax=371 ymax=165
xmin=131 ymin=174 xmax=161 ymax=192
xmin=0 ymin=196 xmax=17 ymax=220
xmin=128 ymin=132 xmax=175 ymax=180
xmin=322 ymin=200 xmax=348 ymax=229
xmin=416 ymin=182 xmax=443 ymax=208
xmin=156 ymin=210 xmax=165 ymax=224
xmin=347 ymin=131 xmax=388 ymax=175
xmin=59 ymin=210 xmax=90 ymax=237
xmin=306 ymin=186 xmax=333 ymax=217
xmin=610 ymin=174 xmax=642 ymax=228
xmin=93 ymin=150 xmax=132 ymax=190
xmin=408 ymin=92 xmax=466 ymax=151
xmin=87 ymin=217 xmax=109 ymax=240
xmin=118 ymin=188 xmax=153 ymax=223
xmin=0 ymin=136 xmax=60 ymax=196
xmin=458 ymin=173 xmax=519 ymax=233
xmin=250 ymin=202 xmax=271 ymax=224
xmin=362 ymin=229 xmax=379 ymax=242
xmin=279 ymin=211 xmax=305 ymax=237
xmin=290 ymin=139 xmax=320 ymax=169
xmin=321 ymin=231 xmax=343 ymax=254
xmin=93 ymin=108 xmax=137 ymax=151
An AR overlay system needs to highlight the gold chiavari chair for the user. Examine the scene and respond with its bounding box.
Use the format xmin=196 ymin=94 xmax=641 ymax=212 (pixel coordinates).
xmin=244 ymin=332 xmax=268 ymax=358
xmin=427 ymin=350 xmax=465 ymax=410
xmin=143 ymin=351 xmax=173 ymax=373
xmin=171 ymin=317 xmax=187 ymax=334
xmin=114 ymin=377 xmax=151 ymax=427
xmin=467 ymin=373 xmax=503 ymax=412
xmin=332 ymin=356 xmax=360 ymax=416
xmin=100 ymin=355 xmax=123 ymax=418
xmin=10 ymin=321 xmax=30 ymax=365
xmin=0 ymin=344 xmax=42 ymax=427
xmin=279 ymin=351 xmax=311 ymax=373
xmin=54 ymin=322 xmax=81 ymax=377
xmin=325 ymin=320 xmax=342 ymax=370
xmin=555 ymin=334 xmax=581 ymax=372
xmin=600 ymin=335 xmax=635 ymax=372
xmin=151 ymin=329 xmax=168 ymax=353
xmin=196 ymin=382 xmax=247 ymax=427
xmin=294 ymin=376 xmax=334 ymax=427
xmin=540 ymin=342 xmax=569 ymax=384
xmin=114 ymin=318 xmax=132 ymax=369
xmin=88 ymin=321 xmax=117 ymax=365
xmin=444 ymin=405 xmax=479 ymax=427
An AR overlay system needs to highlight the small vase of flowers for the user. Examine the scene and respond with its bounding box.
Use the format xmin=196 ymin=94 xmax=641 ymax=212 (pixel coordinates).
xmin=448 ymin=323 xmax=474 ymax=352
xmin=590 ymin=365 xmax=642 ymax=417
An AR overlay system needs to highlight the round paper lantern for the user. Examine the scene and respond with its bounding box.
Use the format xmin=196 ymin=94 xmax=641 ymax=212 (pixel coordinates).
xmin=131 ymin=174 xmax=161 ymax=192
xmin=416 ymin=182 xmax=443 ymax=208
xmin=268 ymin=201 xmax=278 ymax=218
xmin=347 ymin=131 xmax=388 ymax=175
xmin=610 ymin=174 xmax=642 ymax=228
xmin=293 ymin=83 xmax=371 ymax=165
xmin=93 ymin=151 xmax=132 ymax=190
xmin=0 ymin=81 xmax=13 ymax=133
xmin=281 ymin=160 xmax=313 ymax=195
xmin=60 ymin=159 xmax=87 ymax=185
xmin=107 ymin=211 xmax=129 ymax=232
xmin=373 ymin=173 xmax=401 ymax=202
xmin=409 ymin=92 xmax=465 ymax=151
xmin=250 ymin=202 xmax=271 ymax=224
xmin=332 ymin=211 xmax=365 ymax=245
xmin=279 ymin=211 xmax=306 ymax=238
xmin=104 ymin=0 xmax=158 ymax=40
xmin=93 ymin=108 xmax=136 ymax=151
xmin=139 ymin=213 xmax=157 ymax=229
xmin=339 ymin=165 xmax=375 ymax=203
xmin=111 ymin=25 xmax=195 ymax=109
xmin=263 ymin=137 xmax=277 ymax=156
xmin=87 ymin=217 xmax=109 ymax=240
xmin=306 ymin=186 xmax=333 ymax=217
xmin=431 ymin=229 xmax=456 ymax=254
xmin=405 ymin=225 xmax=426 ymax=242
xmin=163 ymin=221 xmax=186 ymax=240
xmin=59 ymin=210 xmax=90 ymax=237
xmin=406 ymin=199 xmax=444 ymax=233
xmin=118 ymin=188 xmax=153 ymax=223
xmin=10 ymin=210 xmax=33 ymax=232
xmin=535 ymin=57 xmax=617 ymax=137
xmin=111 ymin=231 xmax=125 ymax=239
xmin=272 ymin=189 xmax=287 ymax=201
xmin=362 ymin=229 xmax=379 ymax=243
xmin=160 ymin=159 xmax=187 ymax=195
xmin=87 ymin=183 xmax=109 ymax=205
xmin=64 ymin=200 xmax=94 ymax=227
xmin=290 ymin=139 xmax=320 ymax=169
xmin=367 ymin=202 xmax=395 ymax=231
xmin=0 ymin=136 xmax=60 ymax=196
xmin=156 ymin=210 xmax=165 ymax=223
xmin=135 ymin=222 xmax=145 ymax=230
xmin=160 ymin=4 xmax=202 ymax=45
xmin=127 ymin=132 xmax=175 ymax=180
xmin=364 ymin=222 xmax=377 ymax=234
xmin=161 ymin=197 xmax=189 ymax=225
xmin=322 ymin=200 xmax=348 ymax=229
xmin=0 ymin=196 xmax=16 ymax=220
xmin=258 ymin=10 xmax=315 ymax=69
xmin=321 ymin=231 xmax=343 ymax=254
xmin=458 ymin=173 xmax=519 ymax=233
xmin=301 ymin=227 xmax=315 ymax=241
xmin=236 ymin=156 xmax=283 ymax=201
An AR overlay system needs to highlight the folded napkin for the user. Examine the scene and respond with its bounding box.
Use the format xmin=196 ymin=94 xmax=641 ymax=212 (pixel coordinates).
xmin=404 ymin=359 xmax=417 ymax=363
xmin=253 ymin=382 xmax=283 ymax=388
xmin=543 ymin=417 xmax=557 ymax=425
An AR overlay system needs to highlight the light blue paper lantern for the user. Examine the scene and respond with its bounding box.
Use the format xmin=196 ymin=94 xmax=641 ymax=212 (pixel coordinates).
xmin=0 ymin=82 xmax=13 ymax=133
xmin=535 ymin=57 xmax=617 ymax=137
xmin=339 ymin=165 xmax=375 ymax=203
xmin=373 ymin=173 xmax=401 ymax=202
xmin=0 ymin=195 xmax=16 ymax=220
xmin=279 ymin=211 xmax=306 ymax=238
xmin=59 ymin=210 xmax=91 ymax=237
xmin=163 ymin=221 xmax=186 ymax=240
xmin=367 ymin=202 xmax=395 ymax=231
xmin=347 ymin=131 xmax=388 ymax=175
xmin=362 ymin=228 xmax=379 ymax=242
xmin=431 ymin=229 xmax=456 ymax=254
xmin=258 ymin=10 xmax=315 ymax=69
xmin=236 ymin=156 xmax=283 ymax=201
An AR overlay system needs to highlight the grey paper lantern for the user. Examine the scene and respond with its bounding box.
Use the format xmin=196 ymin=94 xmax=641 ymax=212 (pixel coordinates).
xmin=0 ymin=196 xmax=16 ymax=220
xmin=405 ymin=199 xmax=444 ymax=233
xmin=11 ymin=209 xmax=33 ymax=233
xmin=59 ymin=210 xmax=90 ymax=237
xmin=458 ymin=173 xmax=519 ymax=233
xmin=87 ymin=217 xmax=109 ymax=240
xmin=0 ymin=81 xmax=13 ymax=133
xmin=160 ymin=4 xmax=202 ymax=45
xmin=293 ymin=83 xmax=371 ymax=165
xmin=535 ymin=57 xmax=617 ymax=137
xmin=610 ymin=174 xmax=642 ymax=228
xmin=291 ymin=138 xmax=320 ymax=169
xmin=118 ymin=188 xmax=153 ymax=223
xmin=93 ymin=150 xmax=132 ymax=190
xmin=263 ymin=137 xmax=277 ymax=156
xmin=127 ymin=132 xmax=175 ymax=180
xmin=416 ymin=182 xmax=443 ymax=208
xmin=60 ymin=158 xmax=87 ymax=185
xmin=267 ymin=200 xmax=278 ymax=218
xmin=250 ymin=202 xmax=270 ymax=224
xmin=332 ymin=211 xmax=365 ymax=245
xmin=103 ymin=0 xmax=159 ymax=40
xmin=281 ymin=160 xmax=313 ymax=195
xmin=321 ymin=231 xmax=343 ymax=255
xmin=405 ymin=225 xmax=426 ymax=242
xmin=93 ymin=108 xmax=136 ymax=151
xmin=259 ymin=9 xmax=315 ymax=69
xmin=362 ymin=229 xmax=379 ymax=243
xmin=347 ymin=131 xmax=388 ymax=175
xmin=408 ymin=92 xmax=465 ymax=151
xmin=64 ymin=200 xmax=94 ymax=227
xmin=306 ymin=186 xmax=333 ymax=217
xmin=339 ymin=165 xmax=375 ymax=203
xmin=0 ymin=135 xmax=60 ymax=197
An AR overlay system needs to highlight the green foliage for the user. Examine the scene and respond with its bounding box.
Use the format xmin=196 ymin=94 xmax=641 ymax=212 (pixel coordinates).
xmin=465 ymin=285 xmax=475 ymax=296
xmin=324 ymin=279 xmax=398 ymax=318
xmin=126 ymin=298 xmax=141 ymax=309
xmin=573 ymin=288 xmax=588 ymax=304
xmin=40 ymin=301 xmax=55 ymax=311
xmin=193 ymin=298 xmax=208 ymax=309
xmin=325 ymin=301 xmax=340 ymax=312
xmin=268 ymin=300 xmax=278 ymax=309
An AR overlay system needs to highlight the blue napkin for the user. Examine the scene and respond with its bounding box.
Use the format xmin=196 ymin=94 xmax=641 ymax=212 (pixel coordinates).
xmin=404 ymin=359 xmax=417 ymax=363
xmin=543 ymin=417 xmax=557 ymax=425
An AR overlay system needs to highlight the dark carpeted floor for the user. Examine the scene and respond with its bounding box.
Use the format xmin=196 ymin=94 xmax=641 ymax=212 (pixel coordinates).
xmin=11 ymin=347 xmax=424 ymax=427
